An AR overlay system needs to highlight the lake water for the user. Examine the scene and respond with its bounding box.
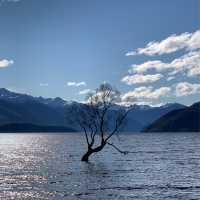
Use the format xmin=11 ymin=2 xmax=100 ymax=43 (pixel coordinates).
xmin=0 ymin=133 xmax=200 ymax=200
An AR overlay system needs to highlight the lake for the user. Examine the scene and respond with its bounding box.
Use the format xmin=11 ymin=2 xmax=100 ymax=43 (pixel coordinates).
xmin=0 ymin=132 xmax=200 ymax=200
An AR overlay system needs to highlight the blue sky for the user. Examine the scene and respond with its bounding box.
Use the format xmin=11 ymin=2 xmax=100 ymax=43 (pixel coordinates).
xmin=0 ymin=0 xmax=199 ymax=105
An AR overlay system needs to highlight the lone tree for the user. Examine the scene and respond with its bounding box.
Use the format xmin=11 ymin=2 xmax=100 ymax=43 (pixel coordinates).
xmin=67 ymin=83 xmax=132 ymax=162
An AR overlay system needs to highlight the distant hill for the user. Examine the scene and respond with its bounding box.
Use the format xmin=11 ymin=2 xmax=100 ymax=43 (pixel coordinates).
xmin=0 ymin=123 xmax=76 ymax=133
xmin=122 ymin=103 xmax=186 ymax=131
xmin=0 ymin=88 xmax=66 ymax=108
xmin=0 ymin=99 xmax=66 ymax=126
xmin=143 ymin=102 xmax=200 ymax=132
xmin=0 ymin=88 xmax=187 ymax=132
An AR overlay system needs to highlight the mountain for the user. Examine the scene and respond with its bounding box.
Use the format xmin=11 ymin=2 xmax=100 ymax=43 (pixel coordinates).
xmin=0 ymin=88 xmax=67 ymax=108
xmin=0 ymin=88 xmax=187 ymax=132
xmin=0 ymin=123 xmax=76 ymax=133
xmin=0 ymin=99 xmax=67 ymax=126
xmin=121 ymin=103 xmax=186 ymax=131
xmin=143 ymin=102 xmax=200 ymax=132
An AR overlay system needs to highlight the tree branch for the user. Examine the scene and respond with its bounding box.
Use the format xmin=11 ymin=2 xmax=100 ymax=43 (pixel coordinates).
xmin=79 ymin=123 xmax=90 ymax=147
xmin=106 ymin=142 xmax=129 ymax=155
xmin=105 ymin=108 xmax=133 ymax=142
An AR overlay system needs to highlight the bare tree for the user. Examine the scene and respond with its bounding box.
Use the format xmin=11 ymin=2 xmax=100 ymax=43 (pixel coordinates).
xmin=66 ymin=83 xmax=132 ymax=162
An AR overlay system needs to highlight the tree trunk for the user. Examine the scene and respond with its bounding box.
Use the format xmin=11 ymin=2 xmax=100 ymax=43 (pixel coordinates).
xmin=81 ymin=143 xmax=106 ymax=162
xmin=81 ymin=150 xmax=93 ymax=162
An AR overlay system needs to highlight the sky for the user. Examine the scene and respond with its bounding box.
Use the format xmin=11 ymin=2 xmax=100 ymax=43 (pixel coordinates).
xmin=0 ymin=0 xmax=199 ymax=106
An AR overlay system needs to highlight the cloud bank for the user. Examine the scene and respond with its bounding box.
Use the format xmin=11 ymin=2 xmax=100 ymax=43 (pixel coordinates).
xmin=121 ymin=74 xmax=163 ymax=84
xmin=122 ymin=29 xmax=200 ymax=105
xmin=129 ymin=51 xmax=200 ymax=77
xmin=126 ymin=30 xmax=200 ymax=56
xmin=175 ymin=82 xmax=200 ymax=96
xmin=122 ymin=86 xmax=171 ymax=101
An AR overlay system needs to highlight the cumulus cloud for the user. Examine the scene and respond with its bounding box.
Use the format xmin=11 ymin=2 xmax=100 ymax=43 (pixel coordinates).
xmin=67 ymin=81 xmax=86 ymax=87
xmin=130 ymin=60 xmax=168 ymax=74
xmin=0 ymin=59 xmax=14 ymax=68
xmin=122 ymin=30 xmax=200 ymax=105
xmin=126 ymin=30 xmax=200 ymax=56
xmin=121 ymin=73 xmax=163 ymax=85
xmin=129 ymin=50 xmax=200 ymax=77
xmin=79 ymin=89 xmax=92 ymax=95
xmin=175 ymin=82 xmax=200 ymax=96
xmin=122 ymin=86 xmax=171 ymax=101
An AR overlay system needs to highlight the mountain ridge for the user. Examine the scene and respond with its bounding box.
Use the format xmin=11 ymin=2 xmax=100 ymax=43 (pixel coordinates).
xmin=143 ymin=102 xmax=200 ymax=132
xmin=0 ymin=88 xmax=188 ymax=132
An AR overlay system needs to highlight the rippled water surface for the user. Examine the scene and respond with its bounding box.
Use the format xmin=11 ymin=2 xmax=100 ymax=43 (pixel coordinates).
xmin=0 ymin=132 xmax=200 ymax=199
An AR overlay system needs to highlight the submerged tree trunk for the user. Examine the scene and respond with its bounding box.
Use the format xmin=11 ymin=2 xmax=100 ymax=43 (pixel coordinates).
xmin=81 ymin=143 xmax=106 ymax=162
xmin=81 ymin=150 xmax=93 ymax=162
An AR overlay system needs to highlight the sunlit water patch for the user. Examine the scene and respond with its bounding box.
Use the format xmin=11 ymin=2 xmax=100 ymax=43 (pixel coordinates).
xmin=0 ymin=133 xmax=200 ymax=199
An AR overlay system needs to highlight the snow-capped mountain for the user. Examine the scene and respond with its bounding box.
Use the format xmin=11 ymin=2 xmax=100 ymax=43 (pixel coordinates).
xmin=0 ymin=88 xmax=187 ymax=132
xmin=0 ymin=88 xmax=67 ymax=108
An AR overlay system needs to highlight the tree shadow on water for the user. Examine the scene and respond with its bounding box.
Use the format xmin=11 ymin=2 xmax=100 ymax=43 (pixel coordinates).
xmin=74 ymin=161 xmax=127 ymax=199
xmin=82 ymin=161 xmax=112 ymax=177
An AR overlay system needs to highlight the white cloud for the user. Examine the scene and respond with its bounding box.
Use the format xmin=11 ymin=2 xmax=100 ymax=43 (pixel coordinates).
xmin=121 ymin=73 xmax=163 ymax=85
xmin=122 ymin=86 xmax=171 ymax=101
xmin=129 ymin=50 xmax=200 ymax=77
xmin=79 ymin=89 xmax=91 ymax=95
xmin=123 ymin=30 xmax=200 ymax=105
xmin=118 ymin=100 xmax=152 ymax=107
xmin=187 ymin=67 xmax=200 ymax=77
xmin=167 ymin=76 xmax=175 ymax=81
xmin=118 ymin=100 xmax=164 ymax=107
xmin=172 ymin=51 xmax=200 ymax=77
xmin=175 ymin=82 xmax=200 ymax=96
xmin=67 ymin=81 xmax=86 ymax=87
xmin=126 ymin=30 xmax=200 ymax=56
xmin=39 ymin=83 xmax=49 ymax=87
xmin=130 ymin=60 xmax=167 ymax=74
xmin=187 ymin=30 xmax=200 ymax=50
xmin=0 ymin=59 xmax=14 ymax=68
